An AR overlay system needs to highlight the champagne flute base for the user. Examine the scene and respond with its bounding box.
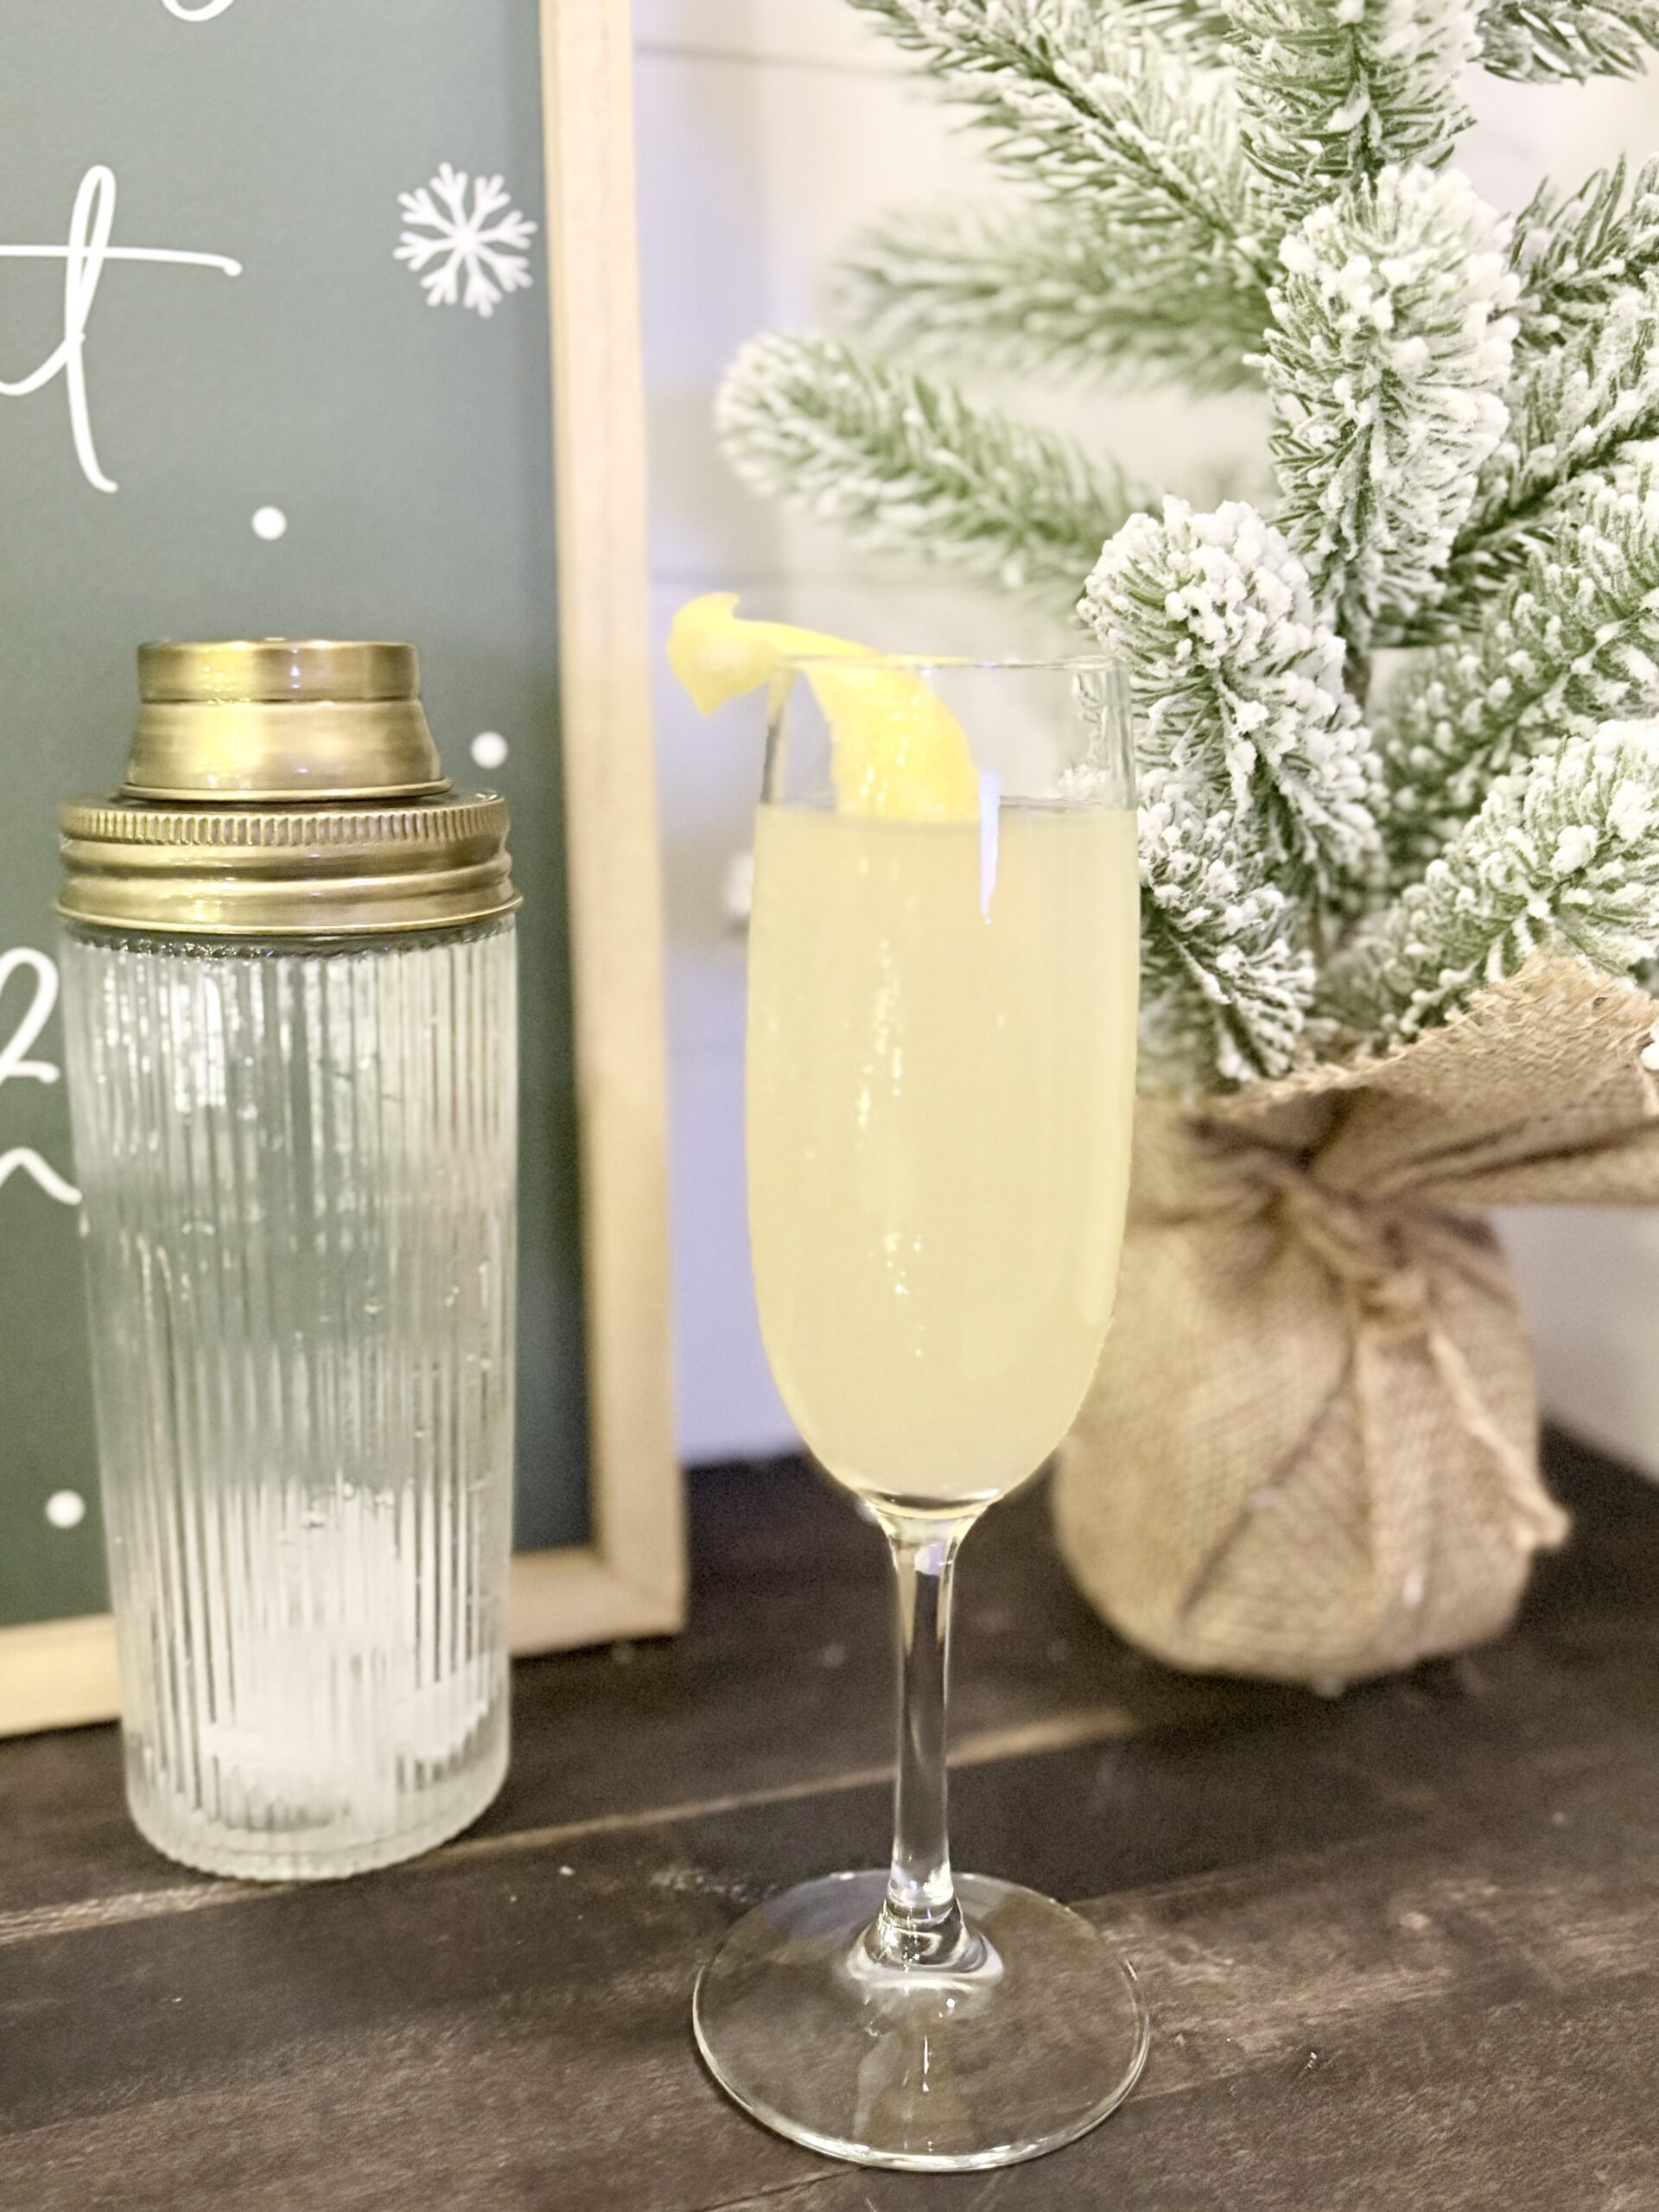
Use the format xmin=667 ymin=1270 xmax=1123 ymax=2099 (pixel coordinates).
xmin=691 ymin=1869 xmax=1148 ymax=2172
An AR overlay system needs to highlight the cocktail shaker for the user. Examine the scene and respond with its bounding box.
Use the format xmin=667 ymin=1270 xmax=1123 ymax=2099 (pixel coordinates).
xmin=57 ymin=640 xmax=518 ymax=1879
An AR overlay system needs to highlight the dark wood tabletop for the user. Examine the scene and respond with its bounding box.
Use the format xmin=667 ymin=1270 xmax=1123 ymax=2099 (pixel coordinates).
xmin=3 ymin=1433 xmax=1659 ymax=2210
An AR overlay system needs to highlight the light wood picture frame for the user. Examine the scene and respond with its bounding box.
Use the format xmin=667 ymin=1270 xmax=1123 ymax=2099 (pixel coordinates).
xmin=517 ymin=0 xmax=683 ymax=1657
xmin=0 ymin=0 xmax=680 ymax=1736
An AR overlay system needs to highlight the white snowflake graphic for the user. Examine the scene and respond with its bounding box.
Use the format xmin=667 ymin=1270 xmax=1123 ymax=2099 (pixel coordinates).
xmin=395 ymin=163 xmax=537 ymax=318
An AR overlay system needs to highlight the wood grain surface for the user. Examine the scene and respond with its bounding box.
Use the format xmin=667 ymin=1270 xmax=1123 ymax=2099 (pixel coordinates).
xmin=3 ymin=1436 xmax=1656 ymax=2209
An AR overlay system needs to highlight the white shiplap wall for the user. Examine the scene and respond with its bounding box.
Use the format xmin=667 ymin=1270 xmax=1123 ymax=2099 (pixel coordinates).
xmin=1472 ymin=67 xmax=1659 ymax=1475
xmin=635 ymin=0 xmax=962 ymax=1464
xmin=634 ymin=3 xmax=1659 ymax=1473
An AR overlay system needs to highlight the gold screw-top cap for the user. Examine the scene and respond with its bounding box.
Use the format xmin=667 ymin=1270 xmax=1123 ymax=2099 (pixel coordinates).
xmin=128 ymin=639 xmax=444 ymax=801
xmin=59 ymin=639 xmax=518 ymax=939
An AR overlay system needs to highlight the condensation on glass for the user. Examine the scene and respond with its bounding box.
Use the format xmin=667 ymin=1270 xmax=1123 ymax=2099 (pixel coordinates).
xmin=57 ymin=640 xmax=520 ymax=1879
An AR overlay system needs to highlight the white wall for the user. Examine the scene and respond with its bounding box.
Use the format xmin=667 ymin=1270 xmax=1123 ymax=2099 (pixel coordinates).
xmin=1471 ymin=67 xmax=1659 ymax=1471
xmin=634 ymin=2 xmax=1659 ymax=1471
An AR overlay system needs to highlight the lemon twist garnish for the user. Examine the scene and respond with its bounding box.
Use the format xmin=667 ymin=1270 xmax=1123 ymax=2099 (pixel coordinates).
xmin=667 ymin=593 xmax=978 ymax=823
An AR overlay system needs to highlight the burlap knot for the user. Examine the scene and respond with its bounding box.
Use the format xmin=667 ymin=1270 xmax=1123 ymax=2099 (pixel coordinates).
xmin=1055 ymin=955 xmax=1659 ymax=1686
xmin=1262 ymin=1157 xmax=1570 ymax=1552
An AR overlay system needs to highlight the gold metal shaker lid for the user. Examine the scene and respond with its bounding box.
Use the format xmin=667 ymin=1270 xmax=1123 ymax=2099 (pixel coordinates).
xmin=59 ymin=640 xmax=519 ymax=938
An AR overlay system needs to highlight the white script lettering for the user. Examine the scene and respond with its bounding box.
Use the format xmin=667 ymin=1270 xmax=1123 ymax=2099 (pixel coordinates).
xmin=0 ymin=165 xmax=241 ymax=493
xmin=0 ymin=950 xmax=79 ymax=1207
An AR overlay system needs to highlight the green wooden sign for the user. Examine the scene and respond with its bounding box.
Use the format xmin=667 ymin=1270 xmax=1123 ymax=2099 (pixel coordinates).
xmin=0 ymin=0 xmax=679 ymax=1730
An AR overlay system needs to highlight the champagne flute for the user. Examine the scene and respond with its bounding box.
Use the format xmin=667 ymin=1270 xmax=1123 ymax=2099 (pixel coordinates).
xmin=692 ymin=653 xmax=1146 ymax=2171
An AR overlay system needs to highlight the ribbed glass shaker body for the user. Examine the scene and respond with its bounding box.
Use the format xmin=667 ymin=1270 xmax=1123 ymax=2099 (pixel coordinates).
xmin=57 ymin=639 xmax=521 ymax=1880
xmin=60 ymin=918 xmax=518 ymax=1878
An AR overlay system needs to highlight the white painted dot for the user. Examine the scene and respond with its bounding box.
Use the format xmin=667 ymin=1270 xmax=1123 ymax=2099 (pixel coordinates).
xmin=45 ymin=1490 xmax=86 ymax=1530
xmin=251 ymin=505 xmax=288 ymax=542
xmin=470 ymin=730 xmax=509 ymax=772
xmin=723 ymin=849 xmax=755 ymax=927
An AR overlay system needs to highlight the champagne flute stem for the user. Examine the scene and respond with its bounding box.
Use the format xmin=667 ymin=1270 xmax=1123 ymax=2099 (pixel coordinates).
xmin=867 ymin=1512 xmax=984 ymax=1972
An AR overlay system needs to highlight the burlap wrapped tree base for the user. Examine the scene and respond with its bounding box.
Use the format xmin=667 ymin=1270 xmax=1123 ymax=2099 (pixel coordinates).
xmin=1054 ymin=957 xmax=1659 ymax=1688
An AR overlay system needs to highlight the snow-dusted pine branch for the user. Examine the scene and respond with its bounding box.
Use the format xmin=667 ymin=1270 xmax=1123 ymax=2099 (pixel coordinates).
xmin=1262 ymin=164 xmax=1517 ymax=650
xmin=1229 ymin=0 xmax=1478 ymax=225
xmin=1378 ymin=461 xmax=1659 ymax=875
xmin=1123 ymin=0 xmax=1235 ymax=48
xmin=1139 ymin=767 xmax=1319 ymax=1084
xmin=841 ymin=199 xmax=1264 ymax=391
xmin=1083 ymin=498 xmax=1383 ymax=908
xmin=1319 ymin=722 xmax=1659 ymax=1049
xmin=845 ymin=2 xmax=1267 ymax=287
xmin=716 ymin=0 xmax=1659 ymax=1087
xmin=1431 ymin=280 xmax=1659 ymax=620
xmin=1479 ymin=0 xmax=1659 ymax=80
xmin=1510 ymin=158 xmax=1659 ymax=354
xmin=717 ymin=334 xmax=1145 ymax=591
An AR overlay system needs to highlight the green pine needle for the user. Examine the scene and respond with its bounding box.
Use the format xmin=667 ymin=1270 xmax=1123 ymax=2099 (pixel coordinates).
xmin=717 ymin=333 xmax=1147 ymax=592
xmin=1480 ymin=0 xmax=1659 ymax=80
xmin=1510 ymin=157 xmax=1659 ymax=354
xmin=845 ymin=1 xmax=1268 ymax=289
xmin=1428 ymin=281 xmax=1659 ymax=625
xmin=1378 ymin=461 xmax=1659 ymax=877
xmin=841 ymin=198 xmax=1265 ymax=392
xmin=1262 ymin=164 xmax=1516 ymax=650
xmin=1319 ymin=722 xmax=1659 ymax=1048
xmin=1229 ymin=0 xmax=1477 ymax=226
xmin=1083 ymin=496 xmax=1383 ymax=908
xmin=1140 ymin=768 xmax=1319 ymax=1084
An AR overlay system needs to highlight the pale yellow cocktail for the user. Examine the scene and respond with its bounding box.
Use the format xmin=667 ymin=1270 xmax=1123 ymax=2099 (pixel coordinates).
xmin=747 ymin=800 xmax=1138 ymax=1511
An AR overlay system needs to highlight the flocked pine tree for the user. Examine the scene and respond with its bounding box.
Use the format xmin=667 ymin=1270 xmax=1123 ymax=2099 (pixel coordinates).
xmin=717 ymin=0 xmax=1659 ymax=1088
